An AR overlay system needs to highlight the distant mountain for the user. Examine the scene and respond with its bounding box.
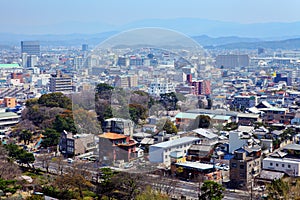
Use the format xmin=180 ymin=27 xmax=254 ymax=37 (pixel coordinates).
xmin=206 ymin=38 xmax=300 ymax=49
xmin=2 ymin=18 xmax=300 ymax=38
xmin=191 ymin=35 xmax=262 ymax=47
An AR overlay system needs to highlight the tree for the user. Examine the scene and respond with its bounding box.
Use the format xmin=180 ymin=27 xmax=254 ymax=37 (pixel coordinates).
xmin=5 ymin=143 xmax=35 ymax=168
xmin=37 ymin=92 xmax=72 ymax=110
xmin=129 ymin=103 xmax=148 ymax=124
xmin=19 ymin=130 xmax=33 ymax=145
xmin=0 ymin=145 xmax=21 ymax=180
xmin=162 ymin=119 xmax=178 ymax=134
xmin=267 ymin=178 xmax=289 ymax=200
xmin=96 ymin=168 xmax=119 ymax=199
xmin=136 ymin=186 xmax=169 ymax=200
xmin=200 ymin=180 xmax=225 ymax=200
xmin=41 ymin=128 xmax=60 ymax=148
xmin=159 ymin=92 xmax=179 ymax=111
xmin=188 ymin=115 xmax=211 ymax=131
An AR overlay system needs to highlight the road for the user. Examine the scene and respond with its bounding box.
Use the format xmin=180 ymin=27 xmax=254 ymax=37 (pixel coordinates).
xmin=33 ymin=156 xmax=259 ymax=200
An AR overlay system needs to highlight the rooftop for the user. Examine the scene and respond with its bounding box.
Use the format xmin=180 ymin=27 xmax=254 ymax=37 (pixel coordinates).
xmin=99 ymin=132 xmax=127 ymax=140
xmin=150 ymin=137 xmax=200 ymax=149
xmin=283 ymin=143 xmax=300 ymax=151
xmin=0 ymin=64 xmax=21 ymax=69
xmin=192 ymin=128 xmax=218 ymax=139
xmin=175 ymin=161 xmax=214 ymax=170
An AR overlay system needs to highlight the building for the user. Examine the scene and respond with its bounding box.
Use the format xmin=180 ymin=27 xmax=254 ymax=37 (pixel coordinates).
xmin=49 ymin=71 xmax=73 ymax=93
xmin=21 ymin=41 xmax=40 ymax=56
xmin=148 ymin=78 xmax=176 ymax=96
xmin=114 ymin=74 xmax=138 ymax=88
xmin=228 ymin=130 xmax=260 ymax=153
xmin=3 ymin=97 xmax=16 ymax=108
xmin=98 ymin=132 xmax=136 ymax=165
xmin=216 ymin=54 xmax=249 ymax=69
xmin=82 ymin=44 xmax=88 ymax=51
xmin=230 ymin=147 xmax=262 ymax=188
xmin=149 ymin=137 xmax=201 ymax=167
xmin=237 ymin=113 xmax=261 ymax=126
xmin=103 ymin=118 xmax=134 ymax=138
xmin=0 ymin=112 xmax=20 ymax=133
xmin=231 ymin=96 xmax=258 ymax=111
xmin=59 ymin=131 xmax=96 ymax=157
xmin=260 ymin=107 xmax=294 ymax=125
xmin=186 ymin=74 xmax=211 ymax=95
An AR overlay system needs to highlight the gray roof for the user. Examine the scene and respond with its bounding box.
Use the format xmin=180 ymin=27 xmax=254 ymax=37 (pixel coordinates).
xmin=186 ymin=108 xmax=239 ymax=117
xmin=150 ymin=137 xmax=200 ymax=149
xmin=283 ymin=143 xmax=300 ymax=151
xmin=175 ymin=161 xmax=214 ymax=170
xmin=259 ymin=170 xmax=285 ymax=180
xmin=192 ymin=128 xmax=218 ymax=139
xmin=270 ymin=151 xmax=288 ymax=158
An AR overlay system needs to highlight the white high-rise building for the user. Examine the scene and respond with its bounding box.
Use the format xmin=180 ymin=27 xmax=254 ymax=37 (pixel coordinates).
xmin=148 ymin=78 xmax=176 ymax=96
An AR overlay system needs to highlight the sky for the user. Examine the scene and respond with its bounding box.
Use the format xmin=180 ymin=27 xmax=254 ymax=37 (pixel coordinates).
xmin=1 ymin=0 xmax=300 ymax=34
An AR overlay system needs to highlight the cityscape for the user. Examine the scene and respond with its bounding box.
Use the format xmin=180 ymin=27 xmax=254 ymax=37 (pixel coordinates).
xmin=1 ymin=1 xmax=300 ymax=200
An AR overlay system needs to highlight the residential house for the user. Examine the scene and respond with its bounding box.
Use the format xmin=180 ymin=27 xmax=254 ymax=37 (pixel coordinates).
xmin=59 ymin=131 xmax=96 ymax=157
xmin=262 ymin=145 xmax=300 ymax=177
xmin=103 ymin=118 xmax=134 ymax=138
xmin=229 ymin=147 xmax=262 ymax=188
xmin=98 ymin=132 xmax=137 ymax=165
xmin=149 ymin=137 xmax=201 ymax=168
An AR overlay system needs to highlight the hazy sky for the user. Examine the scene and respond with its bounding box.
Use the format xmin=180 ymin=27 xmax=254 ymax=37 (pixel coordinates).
xmin=1 ymin=0 xmax=300 ymax=33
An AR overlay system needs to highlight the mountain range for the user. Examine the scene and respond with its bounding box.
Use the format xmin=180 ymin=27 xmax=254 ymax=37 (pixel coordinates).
xmin=1 ymin=18 xmax=300 ymax=49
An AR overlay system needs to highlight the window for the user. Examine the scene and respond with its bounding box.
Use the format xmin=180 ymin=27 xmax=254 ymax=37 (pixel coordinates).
xmin=282 ymin=164 xmax=285 ymax=168
xmin=270 ymin=163 xmax=273 ymax=166
xmin=288 ymin=165 xmax=291 ymax=168
xmin=231 ymin=163 xmax=237 ymax=168
xmin=165 ymin=155 xmax=168 ymax=159
xmin=276 ymin=163 xmax=279 ymax=167
xmin=240 ymin=165 xmax=244 ymax=169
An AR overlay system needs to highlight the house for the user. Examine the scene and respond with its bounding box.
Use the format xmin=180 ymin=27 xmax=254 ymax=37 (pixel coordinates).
xmin=291 ymin=110 xmax=300 ymax=125
xmin=187 ymin=144 xmax=214 ymax=162
xmin=228 ymin=130 xmax=260 ymax=153
xmin=237 ymin=113 xmax=261 ymax=126
xmin=262 ymin=146 xmax=300 ymax=177
xmin=98 ymin=132 xmax=136 ymax=165
xmin=59 ymin=131 xmax=96 ymax=157
xmin=102 ymin=118 xmax=134 ymax=138
xmin=172 ymin=161 xmax=222 ymax=182
xmin=149 ymin=137 xmax=201 ymax=168
xmin=229 ymin=147 xmax=262 ymax=188
xmin=253 ymin=126 xmax=269 ymax=139
xmin=190 ymin=128 xmax=218 ymax=145
xmin=142 ymin=124 xmax=157 ymax=133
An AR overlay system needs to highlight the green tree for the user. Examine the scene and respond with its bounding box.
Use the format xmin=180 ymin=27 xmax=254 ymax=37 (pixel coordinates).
xmin=0 ymin=178 xmax=20 ymax=194
xmin=267 ymin=178 xmax=290 ymax=200
xmin=188 ymin=115 xmax=211 ymax=130
xmin=159 ymin=92 xmax=179 ymax=111
xmin=129 ymin=103 xmax=148 ymax=124
xmin=162 ymin=119 xmax=178 ymax=134
xmin=38 ymin=92 xmax=72 ymax=109
xmin=95 ymin=83 xmax=114 ymax=94
xmin=5 ymin=143 xmax=35 ymax=168
xmin=200 ymin=180 xmax=225 ymax=200
xmin=41 ymin=128 xmax=61 ymax=148
xmin=19 ymin=130 xmax=33 ymax=145
xmin=136 ymin=186 xmax=169 ymax=200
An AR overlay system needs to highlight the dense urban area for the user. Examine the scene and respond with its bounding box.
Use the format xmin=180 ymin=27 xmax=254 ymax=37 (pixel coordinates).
xmin=1 ymin=31 xmax=300 ymax=200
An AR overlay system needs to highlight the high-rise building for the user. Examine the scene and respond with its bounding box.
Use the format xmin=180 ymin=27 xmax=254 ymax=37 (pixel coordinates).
xmin=21 ymin=41 xmax=40 ymax=56
xmin=216 ymin=54 xmax=249 ymax=69
xmin=82 ymin=44 xmax=88 ymax=51
xmin=49 ymin=71 xmax=73 ymax=93
xmin=26 ymin=55 xmax=38 ymax=68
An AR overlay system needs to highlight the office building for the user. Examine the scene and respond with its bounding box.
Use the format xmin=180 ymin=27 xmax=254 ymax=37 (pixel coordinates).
xmin=21 ymin=41 xmax=40 ymax=56
xmin=216 ymin=54 xmax=249 ymax=69
xmin=49 ymin=71 xmax=73 ymax=93
xmin=82 ymin=44 xmax=88 ymax=51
